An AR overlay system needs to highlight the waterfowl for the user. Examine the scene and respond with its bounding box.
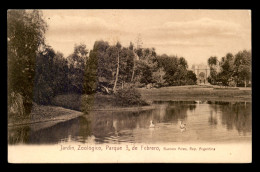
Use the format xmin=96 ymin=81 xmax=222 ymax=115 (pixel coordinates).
xmin=180 ymin=121 xmax=186 ymax=131
xmin=149 ymin=120 xmax=155 ymax=128
xmin=195 ymin=100 xmax=201 ymax=104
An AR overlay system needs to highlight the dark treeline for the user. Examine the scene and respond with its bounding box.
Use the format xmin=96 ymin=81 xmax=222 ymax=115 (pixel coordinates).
xmin=8 ymin=10 xmax=251 ymax=117
xmin=5 ymin=9 xmax=219 ymax=116
xmin=7 ymin=10 xmax=197 ymax=116
xmin=207 ymin=51 xmax=251 ymax=87
xmin=33 ymin=40 xmax=198 ymax=105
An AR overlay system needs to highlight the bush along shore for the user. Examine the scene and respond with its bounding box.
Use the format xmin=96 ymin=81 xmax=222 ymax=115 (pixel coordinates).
xmin=8 ymin=87 xmax=151 ymax=126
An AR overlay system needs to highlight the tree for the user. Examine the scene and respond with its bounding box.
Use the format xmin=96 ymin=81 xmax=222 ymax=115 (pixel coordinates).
xmin=208 ymin=56 xmax=218 ymax=67
xmin=233 ymin=50 xmax=251 ymax=87
xmin=207 ymin=56 xmax=219 ymax=85
xmin=118 ymin=47 xmax=134 ymax=88
xmin=185 ymin=70 xmax=197 ymax=85
xmin=68 ymin=44 xmax=88 ymax=93
xmin=133 ymin=47 xmax=157 ymax=84
xmin=84 ymin=40 xmax=110 ymax=94
xmin=52 ymin=52 xmax=69 ymax=95
xmin=218 ymin=53 xmax=235 ymax=86
xmin=152 ymin=67 xmax=166 ymax=86
xmin=112 ymin=42 xmax=122 ymax=92
xmin=8 ymin=10 xmax=47 ymax=114
xmin=33 ymin=47 xmax=56 ymax=104
xmin=131 ymin=34 xmax=143 ymax=82
xmin=157 ymin=55 xmax=190 ymax=86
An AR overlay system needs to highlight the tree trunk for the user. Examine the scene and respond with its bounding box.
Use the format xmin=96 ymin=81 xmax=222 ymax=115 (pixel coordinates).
xmin=113 ymin=50 xmax=120 ymax=92
xmin=131 ymin=63 xmax=135 ymax=82
xmin=131 ymin=50 xmax=139 ymax=82
xmin=244 ymin=80 xmax=247 ymax=88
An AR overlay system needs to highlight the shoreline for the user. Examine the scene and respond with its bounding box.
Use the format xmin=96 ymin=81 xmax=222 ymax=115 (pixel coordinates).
xmin=8 ymin=85 xmax=251 ymax=129
xmin=8 ymin=104 xmax=156 ymax=128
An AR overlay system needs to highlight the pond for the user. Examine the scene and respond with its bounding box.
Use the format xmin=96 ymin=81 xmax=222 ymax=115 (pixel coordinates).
xmin=8 ymin=101 xmax=252 ymax=144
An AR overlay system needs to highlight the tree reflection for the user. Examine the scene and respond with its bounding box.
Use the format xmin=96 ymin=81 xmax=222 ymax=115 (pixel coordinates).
xmin=209 ymin=101 xmax=251 ymax=135
xmin=208 ymin=110 xmax=218 ymax=126
xmin=9 ymin=101 xmax=251 ymax=144
xmin=163 ymin=101 xmax=196 ymax=124
xmin=8 ymin=116 xmax=92 ymax=144
xmin=8 ymin=126 xmax=31 ymax=144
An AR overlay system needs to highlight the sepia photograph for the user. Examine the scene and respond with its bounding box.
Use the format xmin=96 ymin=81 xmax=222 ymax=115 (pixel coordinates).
xmin=7 ymin=9 xmax=252 ymax=163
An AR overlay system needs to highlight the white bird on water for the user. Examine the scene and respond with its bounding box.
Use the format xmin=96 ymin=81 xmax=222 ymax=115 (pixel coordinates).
xmin=180 ymin=121 xmax=186 ymax=132
xmin=149 ymin=120 xmax=155 ymax=128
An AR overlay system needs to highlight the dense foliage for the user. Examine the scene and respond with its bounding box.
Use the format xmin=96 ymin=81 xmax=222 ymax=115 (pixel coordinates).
xmin=115 ymin=86 xmax=148 ymax=106
xmin=207 ymin=50 xmax=251 ymax=87
xmin=8 ymin=10 xmax=47 ymax=114
xmin=8 ymin=10 xmax=251 ymax=116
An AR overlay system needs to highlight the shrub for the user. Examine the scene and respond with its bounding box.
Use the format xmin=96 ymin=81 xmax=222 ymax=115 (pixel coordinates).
xmin=51 ymin=94 xmax=81 ymax=111
xmin=115 ymin=86 xmax=148 ymax=106
xmin=8 ymin=92 xmax=25 ymax=117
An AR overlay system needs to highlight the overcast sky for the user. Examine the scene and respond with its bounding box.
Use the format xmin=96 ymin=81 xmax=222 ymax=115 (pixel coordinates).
xmin=42 ymin=9 xmax=251 ymax=67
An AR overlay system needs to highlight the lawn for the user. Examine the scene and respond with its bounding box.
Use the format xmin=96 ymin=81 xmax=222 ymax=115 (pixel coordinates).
xmin=138 ymin=85 xmax=251 ymax=102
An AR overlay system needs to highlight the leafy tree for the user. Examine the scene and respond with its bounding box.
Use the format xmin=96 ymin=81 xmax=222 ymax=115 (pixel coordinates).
xmin=233 ymin=50 xmax=251 ymax=87
xmin=218 ymin=53 xmax=235 ymax=86
xmin=157 ymin=55 xmax=189 ymax=86
xmin=185 ymin=70 xmax=197 ymax=85
xmin=118 ymin=47 xmax=134 ymax=88
xmin=52 ymin=52 xmax=69 ymax=95
xmin=152 ymin=67 xmax=166 ymax=86
xmin=33 ymin=46 xmax=56 ymax=104
xmin=133 ymin=48 xmax=158 ymax=84
xmin=8 ymin=10 xmax=47 ymax=114
xmin=84 ymin=40 xmax=110 ymax=94
xmin=112 ymin=42 xmax=122 ymax=92
xmin=68 ymin=44 xmax=88 ymax=93
xmin=207 ymin=56 xmax=219 ymax=85
xmin=208 ymin=56 xmax=218 ymax=67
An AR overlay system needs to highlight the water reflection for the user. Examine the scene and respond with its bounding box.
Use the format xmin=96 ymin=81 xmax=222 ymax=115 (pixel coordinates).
xmin=8 ymin=101 xmax=252 ymax=144
xmin=210 ymin=102 xmax=251 ymax=135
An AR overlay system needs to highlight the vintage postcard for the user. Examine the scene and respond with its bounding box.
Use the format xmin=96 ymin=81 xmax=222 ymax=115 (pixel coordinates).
xmin=7 ymin=9 xmax=252 ymax=163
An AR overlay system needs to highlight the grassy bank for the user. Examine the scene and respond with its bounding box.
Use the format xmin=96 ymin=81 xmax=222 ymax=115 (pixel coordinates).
xmin=52 ymin=90 xmax=148 ymax=112
xmin=138 ymin=85 xmax=251 ymax=102
xmin=8 ymin=104 xmax=83 ymax=127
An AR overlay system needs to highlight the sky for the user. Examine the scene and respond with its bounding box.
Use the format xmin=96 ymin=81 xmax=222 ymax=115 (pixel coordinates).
xmin=42 ymin=9 xmax=251 ymax=68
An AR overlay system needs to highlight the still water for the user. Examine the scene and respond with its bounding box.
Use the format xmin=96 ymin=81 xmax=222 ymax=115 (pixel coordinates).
xmin=8 ymin=101 xmax=252 ymax=144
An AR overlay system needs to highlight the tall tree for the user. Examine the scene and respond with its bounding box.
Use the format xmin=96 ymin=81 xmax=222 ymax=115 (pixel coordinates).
xmin=113 ymin=42 xmax=122 ymax=92
xmin=218 ymin=53 xmax=235 ymax=86
xmin=68 ymin=44 xmax=88 ymax=93
xmin=8 ymin=10 xmax=47 ymax=114
xmin=233 ymin=50 xmax=251 ymax=87
xmin=84 ymin=40 xmax=110 ymax=94
xmin=34 ymin=46 xmax=56 ymax=104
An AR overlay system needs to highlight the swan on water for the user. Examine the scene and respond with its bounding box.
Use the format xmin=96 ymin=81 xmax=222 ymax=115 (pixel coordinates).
xmin=149 ymin=120 xmax=155 ymax=128
xmin=180 ymin=121 xmax=186 ymax=132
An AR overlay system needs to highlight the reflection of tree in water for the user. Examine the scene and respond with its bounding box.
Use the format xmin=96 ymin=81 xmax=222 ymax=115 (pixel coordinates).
xmin=208 ymin=110 xmax=218 ymax=126
xmin=91 ymin=110 xmax=154 ymax=138
xmin=209 ymin=102 xmax=251 ymax=135
xmin=163 ymin=101 xmax=196 ymax=124
xmin=8 ymin=126 xmax=31 ymax=144
xmin=8 ymin=116 xmax=92 ymax=144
